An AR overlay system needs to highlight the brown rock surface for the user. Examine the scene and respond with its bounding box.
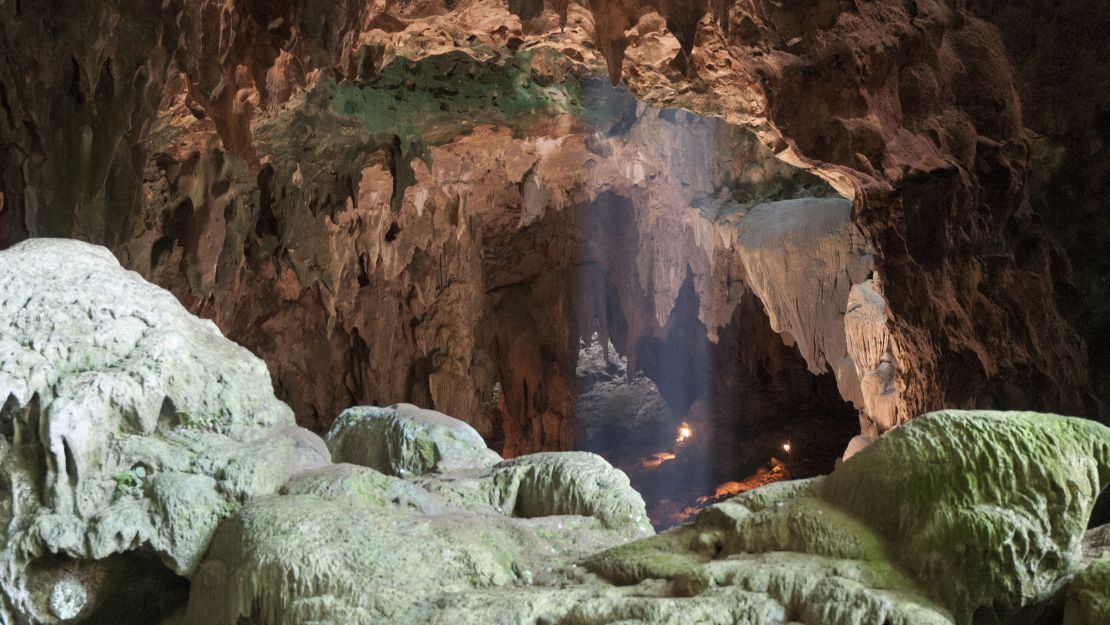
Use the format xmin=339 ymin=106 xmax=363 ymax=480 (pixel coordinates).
xmin=584 ymin=0 xmax=1101 ymax=420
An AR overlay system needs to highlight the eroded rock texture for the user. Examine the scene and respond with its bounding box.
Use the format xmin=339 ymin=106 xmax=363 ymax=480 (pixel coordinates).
xmin=0 ymin=0 xmax=1106 ymax=455
xmin=584 ymin=0 xmax=1105 ymax=420
xmin=0 ymin=239 xmax=329 ymax=624
xmin=185 ymin=409 xmax=1110 ymax=625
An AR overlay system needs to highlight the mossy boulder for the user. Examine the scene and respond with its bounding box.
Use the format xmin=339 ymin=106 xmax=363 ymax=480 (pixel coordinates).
xmin=326 ymin=403 xmax=502 ymax=476
xmin=587 ymin=410 xmax=1110 ymax=625
xmin=181 ymin=492 xmax=638 ymax=625
xmin=1063 ymin=554 xmax=1110 ymax=625
xmin=282 ymin=463 xmax=448 ymax=514
xmin=492 ymin=452 xmax=654 ymax=538
xmin=0 ymin=240 xmax=330 ymax=624
xmin=820 ymin=410 xmax=1110 ymax=623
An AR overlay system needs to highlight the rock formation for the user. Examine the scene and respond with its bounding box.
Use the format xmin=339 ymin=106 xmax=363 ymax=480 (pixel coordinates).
xmin=0 ymin=239 xmax=330 ymax=623
xmin=2 ymin=239 xmax=1109 ymax=625
xmin=582 ymin=0 xmax=1102 ymax=422
xmin=5 ymin=0 xmax=1103 ymax=456
xmin=588 ymin=410 xmax=1110 ymax=625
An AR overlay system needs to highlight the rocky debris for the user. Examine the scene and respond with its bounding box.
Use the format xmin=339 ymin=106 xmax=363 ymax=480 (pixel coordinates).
xmin=326 ymin=403 xmax=501 ymax=476
xmin=0 ymin=239 xmax=330 ymax=623
xmin=587 ymin=410 xmax=1110 ymax=625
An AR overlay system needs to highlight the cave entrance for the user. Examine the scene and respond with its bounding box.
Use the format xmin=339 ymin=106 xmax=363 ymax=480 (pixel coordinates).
xmin=571 ymin=193 xmax=859 ymax=529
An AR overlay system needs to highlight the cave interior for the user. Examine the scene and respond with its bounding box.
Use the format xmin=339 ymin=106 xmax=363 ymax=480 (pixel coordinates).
xmin=1 ymin=0 xmax=1109 ymax=624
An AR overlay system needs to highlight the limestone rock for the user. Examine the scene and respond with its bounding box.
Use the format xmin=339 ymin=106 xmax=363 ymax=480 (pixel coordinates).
xmin=737 ymin=198 xmax=870 ymax=377
xmin=180 ymin=402 xmax=657 ymax=624
xmin=1064 ymin=555 xmax=1110 ymax=625
xmin=586 ymin=410 xmax=1110 ymax=625
xmin=736 ymin=198 xmax=893 ymax=434
xmin=181 ymin=482 xmax=643 ymax=625
xmin=0 ymin=239 xmax=329 ymax=623
xmin=821 ymin=410 xmax=1110 ymax=623
xmin=282 ymin=463 xmax=448 ymax=515
xmin=841 ymin=434 xmax=876 ymax=462
xmin=844 ymin=279 xmax=902 ymax=433
xmin=325 ymin=403 xmax=502 ymax=476
xmin=492 ymin=452 xmax=654 ymax=538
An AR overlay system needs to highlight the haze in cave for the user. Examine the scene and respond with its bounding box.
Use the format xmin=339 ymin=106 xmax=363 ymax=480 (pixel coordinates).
xmin=0 ymin=1 xmax=1109 ymax=624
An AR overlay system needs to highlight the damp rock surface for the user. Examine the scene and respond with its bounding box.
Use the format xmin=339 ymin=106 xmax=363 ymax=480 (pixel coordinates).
xmin=326 ymin=403 xmax=502 ymax=476
xmin=184 ymin=410 xmax=654 ymax=625
xmin=0 ymin=239 xmax=329 ymax=623
xmin=585 ymin=410 xmax=1110 ymax=625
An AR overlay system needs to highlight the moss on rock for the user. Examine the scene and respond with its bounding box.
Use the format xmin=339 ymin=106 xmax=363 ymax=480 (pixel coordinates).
xmin=585 ymin=410 xmax=1110 ymax=625
xmin=326 ymin=403 xmax=502 ymax=476
xmin=819 ymin=410 xmax=1110 ymax=623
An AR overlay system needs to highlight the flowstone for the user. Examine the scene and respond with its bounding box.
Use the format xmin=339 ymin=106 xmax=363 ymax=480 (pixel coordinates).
xmin=0 ymin=239 xmax=329 ymax=624
xmin=181 ymin=407 xmax=654 ymax=624
xmin=585 ymin=410 xmax=1110 ymax=625
xmin=5 ymin=240 xmax=1109 ymax=625
xmin=326 ymin=403 xmax=502 ymax=476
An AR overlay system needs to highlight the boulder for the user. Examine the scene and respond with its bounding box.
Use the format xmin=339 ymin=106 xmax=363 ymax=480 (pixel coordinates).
xmin=586 ymin=410 xmax=1110 ymax=625
xmin=183 ymin=411 xmax=654 ymax=624
xmin=492 ymin=452 xmax=654 ymax=538
xmin=821 ymin=410 xmax=1110 ymax=623
xmin=325 ymin=403 xmax=502 ymax=476
xmin=0 ymin=239 xmax=329 ymax=624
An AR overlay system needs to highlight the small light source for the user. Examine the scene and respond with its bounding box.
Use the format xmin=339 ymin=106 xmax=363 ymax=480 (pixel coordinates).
xmin=676 ymin=422 xmax=693 ymax=444
xmin=782 ymin=442 xmax=791 ymax=452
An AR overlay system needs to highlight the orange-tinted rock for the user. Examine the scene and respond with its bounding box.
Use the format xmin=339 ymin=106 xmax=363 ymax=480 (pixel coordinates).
xmin=0 ymin=0 xmax=1105 ymax=460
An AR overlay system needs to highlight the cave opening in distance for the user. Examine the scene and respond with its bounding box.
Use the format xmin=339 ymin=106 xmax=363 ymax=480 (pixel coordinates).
xmin=570 ymin=189 xmax=859 ymax=529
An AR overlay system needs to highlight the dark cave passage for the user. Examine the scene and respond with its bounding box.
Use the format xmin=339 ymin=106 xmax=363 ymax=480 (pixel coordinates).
xmin=568 ymin=193 xmax=858 ymax=528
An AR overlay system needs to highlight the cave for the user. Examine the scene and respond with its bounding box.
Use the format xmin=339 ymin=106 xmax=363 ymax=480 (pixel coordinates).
xmin=1 ymin=1 xmax=1110 ymax=624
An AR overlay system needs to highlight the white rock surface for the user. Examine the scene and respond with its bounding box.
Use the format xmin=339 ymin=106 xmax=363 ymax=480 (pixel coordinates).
xmin=737 ymin=198 xmax=869 ymax=376
xmin=0 ymin=239 xmax=329 ymax=623
xmin=326 ymin=403 xmax=502 ymax=476
xmin=844 ymin=279 xmax=902 ymax=433
xmin=736 ymin=199 xmax=901 ymax=435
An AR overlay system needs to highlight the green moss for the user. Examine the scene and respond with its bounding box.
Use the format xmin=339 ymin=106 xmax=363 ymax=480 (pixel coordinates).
xmin=327 ymin=51 xmax=581 ymax=144
xmin=818 ymin=411 xmax=1110 ymax=623
xmin=112 ymin=466 xmax=146 ymax=498
xmin=586 ymin=527 xmax=706 ymax=585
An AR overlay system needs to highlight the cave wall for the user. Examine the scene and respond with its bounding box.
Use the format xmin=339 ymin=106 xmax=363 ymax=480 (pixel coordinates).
xmin=584 ymin=0 xmax=1104 ymax=420
xmin=1 ymin=0 xmax=1106 ymax=456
